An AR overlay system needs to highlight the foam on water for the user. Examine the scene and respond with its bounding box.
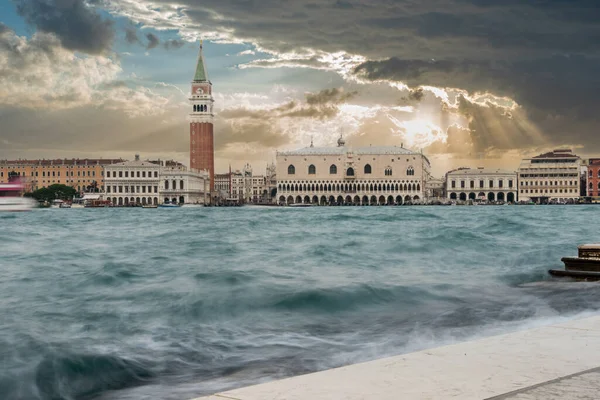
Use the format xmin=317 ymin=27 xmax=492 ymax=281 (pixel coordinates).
xmin=1 ymin=206 xmax=600 ymax=399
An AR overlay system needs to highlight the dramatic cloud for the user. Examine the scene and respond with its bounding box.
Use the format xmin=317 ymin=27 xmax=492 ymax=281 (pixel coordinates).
xmin=96 ymin=0 xmax=600 ymax=157
xmin=0 ymin=23 xmax=10 ymax=35
xmin=164 ymin=39 xmax=185 ymax=50
xmin=0 ymin=29 xmax=171 ymax=117
xmin=145 ymin=33 xmax=159 ymax=49
xmin=124 ymin=27 xmax=140 ymax=44
xmin=15 ymin=0 xmax=115 ymax=54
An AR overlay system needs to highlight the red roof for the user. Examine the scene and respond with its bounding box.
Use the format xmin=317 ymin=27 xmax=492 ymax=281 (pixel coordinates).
xmin=533 ymin=149 xmax=578 ymax=159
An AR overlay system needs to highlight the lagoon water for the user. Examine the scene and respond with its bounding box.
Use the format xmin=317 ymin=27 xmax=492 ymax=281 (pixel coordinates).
xmin=1 ymin=206 xmax=600 ymax=399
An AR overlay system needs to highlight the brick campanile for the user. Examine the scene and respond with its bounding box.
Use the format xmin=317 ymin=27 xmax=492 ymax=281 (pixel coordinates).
xmin=189 ymin=41 xmax=214 ymax=191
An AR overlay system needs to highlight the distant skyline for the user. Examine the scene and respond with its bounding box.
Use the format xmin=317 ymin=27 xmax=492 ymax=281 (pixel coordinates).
xmin=1 ymin=0 xmax=599 ymax=177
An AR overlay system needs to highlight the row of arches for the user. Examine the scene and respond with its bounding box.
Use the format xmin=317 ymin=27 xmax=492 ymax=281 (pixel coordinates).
xmin=111 ymin=197 xmax=159 ymax=206
xmin=288 ymin=164 xmax=415 ymax=176
xmin=448 ymin=192 xmax=516 ymax=202
xmin=279 ymin=195 xmax=421 ymax=206
xmin=193 ymin=104 xmax=208 ymax=112
xmin=279 ymin=182 xmax=421 ymax=192
xmin=110 ymin=196 xmax=186 ymax=206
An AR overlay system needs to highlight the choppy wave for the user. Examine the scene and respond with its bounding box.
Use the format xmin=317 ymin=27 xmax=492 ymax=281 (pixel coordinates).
xmin=1 ymin=206 xmax=600 ymax=399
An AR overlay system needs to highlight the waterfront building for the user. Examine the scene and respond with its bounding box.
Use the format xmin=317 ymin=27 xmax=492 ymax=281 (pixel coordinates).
xmin=276 ymin=137 xmax=430 ymax=205
xmin=425 ymin=178 xmax=445 ymax=201
xmin=160 ymin=160 xmax=209 ymax=205
xmin=518 ymin=149 xmax=582 ymax=203
xmin=215 ymin=169 xmax=232 ymax=199
xmin=587 ymin=158 xmax=600 ymax=199
xmin=0 ymin=158 xmax=123 ymax=193
xmin=446 ymin=168 xmax=517 ymax=203
xmin=104 ymin=155 xmax=161 ymax=206
xmin=104 ymin=155 xmax=209 ymax=206
xmin=189 ymin=41 xmax=215 ymax=191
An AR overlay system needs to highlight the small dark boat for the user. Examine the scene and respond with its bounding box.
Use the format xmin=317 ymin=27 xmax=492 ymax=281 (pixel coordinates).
xmin=549 ymin=244 xmax=600 ymax=280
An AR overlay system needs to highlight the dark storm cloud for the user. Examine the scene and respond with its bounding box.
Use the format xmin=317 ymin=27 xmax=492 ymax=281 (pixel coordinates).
xmin=134 ymin=0 xmax=597 ymax=151
xmin=0 ymin=23 xmax=11 ymax=35
xmin=145 ymin=33 xmax=159 ymax=49
xmin=220 ymin=88 xmax=354 ymax=121
xmin=164 ymin=39 xmax=186 ymax=50
xmin=125 ymin=27 xmax=140 ymax=44
xmin=14 ymin=0 xmax=114 ymax=54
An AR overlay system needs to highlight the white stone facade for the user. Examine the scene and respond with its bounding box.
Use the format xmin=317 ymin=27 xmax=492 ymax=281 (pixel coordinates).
xmin=276 ymin=140 xmax=430 ymax=205
xmin=446 ymin=168 xmax=517 ymax=203
xmin=518 ymin=149 xmax=582 ymax=203
xmin=161 ymin=164 xmax=209 ymax=205
xmin=104 ymin=156 xmax=161 ymax=206
xmin=103 ymin=155 xmax=209 ymax=206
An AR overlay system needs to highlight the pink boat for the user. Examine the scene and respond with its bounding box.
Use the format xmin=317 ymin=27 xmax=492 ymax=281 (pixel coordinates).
xmin=0 ymin=178 xmax=37 ymax=211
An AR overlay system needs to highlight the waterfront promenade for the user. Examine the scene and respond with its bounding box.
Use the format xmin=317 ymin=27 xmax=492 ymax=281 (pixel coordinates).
xmin=194 ymin=315 xmax=600 ymax=400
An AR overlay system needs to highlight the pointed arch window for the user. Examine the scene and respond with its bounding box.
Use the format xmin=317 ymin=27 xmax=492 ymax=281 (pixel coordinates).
xmin=308 ymin=164 xmax=316 ymax=175
xmin=346 ymin=167 xmax=355 ymax=176
xmin=385 ymin=167 xmax=392 ymax=176
xmin=364 ymin=164 xmax=372 ymax=174
xmin=407 ymin=166 xmax=414 ymax=176
xmin=288 ymin=165 xmax=296 ymax=175
xmin=329 ymin=164 xmax=337 ymax=174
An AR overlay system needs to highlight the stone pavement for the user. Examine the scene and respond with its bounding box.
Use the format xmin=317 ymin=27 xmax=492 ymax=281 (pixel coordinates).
xmin=193 ymin=316 xmax=600 ymax=400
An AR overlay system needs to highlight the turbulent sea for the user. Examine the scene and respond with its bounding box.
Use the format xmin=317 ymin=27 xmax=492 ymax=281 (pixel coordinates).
xmin=1 ymin=206 xmax=600 ymax=399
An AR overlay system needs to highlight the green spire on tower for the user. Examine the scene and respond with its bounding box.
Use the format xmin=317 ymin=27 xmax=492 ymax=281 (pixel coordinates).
xmin=193 ymin=40 xmax=209 ymax=82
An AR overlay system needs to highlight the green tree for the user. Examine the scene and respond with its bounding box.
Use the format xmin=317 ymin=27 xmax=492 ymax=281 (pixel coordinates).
xmin=29 ymin=185 xmax=77 ymax=203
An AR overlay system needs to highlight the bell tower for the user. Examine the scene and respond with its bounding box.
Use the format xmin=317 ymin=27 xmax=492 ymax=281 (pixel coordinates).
xmin=189 ymin=40 xmax=214 ymax=191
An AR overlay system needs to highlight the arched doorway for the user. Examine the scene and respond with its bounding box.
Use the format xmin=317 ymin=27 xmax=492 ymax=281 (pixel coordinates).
xmin=118 ymin=197 xmax=123 ymax=206
xmin=179 ymin=196 xmax=185 ymax=204
xmin=312 ymin=195 xmax=319 ymax=204
xmin=468 ymin=193 xmax=476 ymax=200
xmin=497 ymin=192 xmax=505 ymax=202
xmin=345 ymin=195 xmax=352 ymax=205
xmin=124 ymin=198 xmax=129 ymax=205
xmin=353 ymin=195 xmax=360 ymax=205
xmin=362 ymin=195 xmax=369 ymax=205
xmin=279 ymin=196 xmax=286 ymax=204
xmin=303 ymin=195 xmax=310 ymax=204
xmin=337 ymin=195 xmax=344 ymax=205
xmin=387 ymin=195 xmax=394 ymax=205
xmin=287 ymin=196 xmax=294 ymax=204
xmin=370 ymin=195 xmax=377 ymax=205
xmin=378 ymin=195 xmax=386 ymax=205
xmin=295 ymin=195 xmax=302 ymax=204
xmin=320 ymin=196 xmax=327 ymax=205
xmin=404 ymin=195 xmax=411 ymax=203
xmin=488 ymin=192 xmax=495 ymax=202
xmin=142 ymin=197 xmax=147 ymax=205
xmin=153 ymin=197 xmax=158 ymax=205
xmin=459 ymin=192 xmax=467 ymax=201
xmin=329 ymin=195 xmax=335 ymax=205
xmin=507 ymin=192 xmax=515 ymax=203
xmin=450 ymin=192 xmax=457 ymax=200
xmin=396 ymin=195 xmax=403 ymax=205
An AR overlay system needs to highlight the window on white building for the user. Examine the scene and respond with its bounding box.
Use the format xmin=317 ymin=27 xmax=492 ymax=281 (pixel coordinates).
xmin=308 ymin=165 xmax=316 ymax=174
xmin=364 ymin=164 xmax=372 ymax=174
xmin=330 ymin=164 xmax=337 ymax=174
xmin=288 ymin=165 xmax=295 ymax=175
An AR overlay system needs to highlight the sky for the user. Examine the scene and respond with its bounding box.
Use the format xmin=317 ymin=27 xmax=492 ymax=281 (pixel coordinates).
xmin=0 ymin=0 xmax=598 ymax=177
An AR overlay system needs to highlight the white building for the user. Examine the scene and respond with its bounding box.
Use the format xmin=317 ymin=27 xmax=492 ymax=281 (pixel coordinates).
xmin=104 ymin=155 xmax=161 ymax=206
xmin=160 ymin=160 xmax=209 ymax=205
xmin=446 ymin=168 xmax=517 ymax=203
xmin=276 ymin=137 xmax=430 ymax=205
xmin=103 ymin=155 xmax=209 ymax=206
xmin=518 ymin=149 xmax=582 ymax=203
